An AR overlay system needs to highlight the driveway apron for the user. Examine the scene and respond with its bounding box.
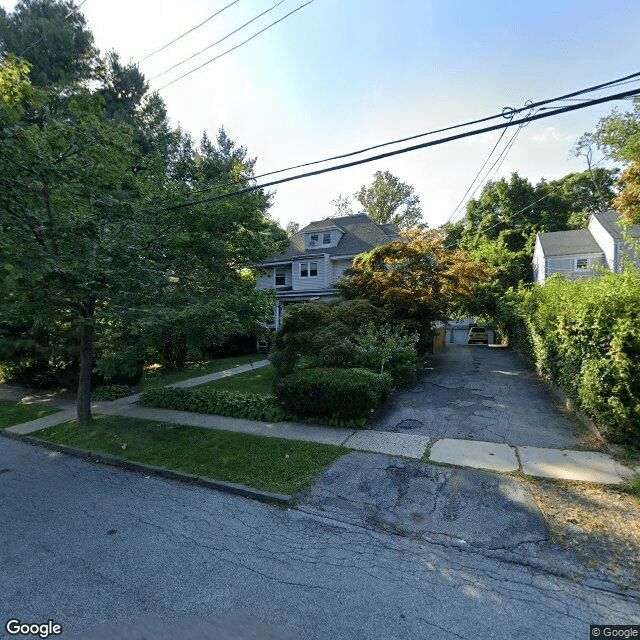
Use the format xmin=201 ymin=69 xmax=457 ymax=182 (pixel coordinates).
xmin=368 ymin=344 xmax=581 ymax=448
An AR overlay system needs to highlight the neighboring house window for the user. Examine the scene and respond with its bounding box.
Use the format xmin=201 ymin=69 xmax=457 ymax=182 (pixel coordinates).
xmin=274 ymin=267 xmax=286 ymax=286
xmin=576 ymin=258 xmax=588 ymax=270
xmin=300 ymin=262 xmax=318 ymax=277
xmin=322 ymin=233 xmax=331 ymax=245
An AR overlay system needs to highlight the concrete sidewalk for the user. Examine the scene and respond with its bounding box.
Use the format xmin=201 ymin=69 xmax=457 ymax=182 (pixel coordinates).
xmin=1 ymin=362 xmax=637 ymax=485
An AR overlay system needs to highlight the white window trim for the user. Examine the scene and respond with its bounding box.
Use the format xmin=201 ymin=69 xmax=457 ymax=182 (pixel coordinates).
xmin=300 ymin=261 xmax=318 ymax=277
xmin=274 ymin=267 xmax=286 ymax=286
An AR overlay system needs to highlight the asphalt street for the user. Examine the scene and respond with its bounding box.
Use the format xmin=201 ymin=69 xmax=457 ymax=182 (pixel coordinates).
xmin=2 ymin=438 xmax=639 ymax=640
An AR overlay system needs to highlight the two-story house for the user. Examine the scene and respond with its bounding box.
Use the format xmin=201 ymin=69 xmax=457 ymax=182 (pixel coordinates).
xmin=532 ymin=210 xmax=640 ymax=284
xmin=256 ymin=213 xmax=400 ymax=329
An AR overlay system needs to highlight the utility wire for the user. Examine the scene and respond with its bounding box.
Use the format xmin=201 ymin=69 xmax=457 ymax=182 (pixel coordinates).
xmin=149 ymin=0 xmax=287 ymax=80
xmin=162 ymin=86 xmax=640 ymax=212
xmin=450 ymin=118 xmax=531 ymax=223
xmin=139 ymin=0 xmax=240 ymax=63
xmin=167 ymin=71 xmax=640 ymax=203
xmin=154 ymin=0 xmax=316 ymax=91
xmin=447 ymin=121 xmax=514 ymax=223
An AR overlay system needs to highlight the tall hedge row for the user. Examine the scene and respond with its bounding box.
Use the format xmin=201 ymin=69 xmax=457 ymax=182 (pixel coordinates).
xmin=496 ymin=269 xmax=640 ymax=445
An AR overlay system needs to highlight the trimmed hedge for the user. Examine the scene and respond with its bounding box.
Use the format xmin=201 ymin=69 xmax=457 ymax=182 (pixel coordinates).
xmin=274 ymin=367 xmax=393 ymax=424
xmin=139 ymin=386 xmax=291 ymax=423
xmin=91 ymin=384 xmax=135 ymax=401
xmin=496 ymin=268 xmax=640 ymax=446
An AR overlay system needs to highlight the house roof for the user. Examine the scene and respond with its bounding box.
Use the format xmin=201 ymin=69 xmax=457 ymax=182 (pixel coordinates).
xmin=263 ymin=214 xmax=400 ymax=263
xmin=537 ymin=229 xmax=603 ymax=257
xmin=592 ymin=210 xmax=640 ymax=239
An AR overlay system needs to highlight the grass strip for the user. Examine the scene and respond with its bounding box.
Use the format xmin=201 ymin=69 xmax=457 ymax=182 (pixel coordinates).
xmin=31 ymin=414 xmax=347 ymax=495
xmin=0 ymin=400 xmax=61 ymax=429
xmin=142 ymin=353 xmax=267 ymax=389
xmin=198 ymin=365 xmax=276 ymax=396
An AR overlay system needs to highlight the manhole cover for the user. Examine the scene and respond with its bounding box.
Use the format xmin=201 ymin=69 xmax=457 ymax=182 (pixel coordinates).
xmin=396 ymin=420 xmax=424 ymax=430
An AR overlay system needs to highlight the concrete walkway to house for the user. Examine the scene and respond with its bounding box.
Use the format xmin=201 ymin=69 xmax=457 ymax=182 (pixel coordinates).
xmin=1 ymin=359 xmax=637 ymax=485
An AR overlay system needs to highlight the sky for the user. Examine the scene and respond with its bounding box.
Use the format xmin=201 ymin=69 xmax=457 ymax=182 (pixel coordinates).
xmin=3 ymin=0 xmax=639 ymax=229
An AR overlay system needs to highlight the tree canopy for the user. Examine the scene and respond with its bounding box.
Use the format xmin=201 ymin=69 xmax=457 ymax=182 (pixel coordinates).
xmin=445 ymin=170 xmax=618 ymax=295
xmin=337 ymin=229 xmax=488 ymax=352
xmin=0 ymin=1 xmax=287 ymax=425
xmin=354 ymin=170 xmax=423 ymax=229
xmin=613 ymin=158 xmax=640 ymax=225
xmin=0 ymin=0 xmax=98 ymax=88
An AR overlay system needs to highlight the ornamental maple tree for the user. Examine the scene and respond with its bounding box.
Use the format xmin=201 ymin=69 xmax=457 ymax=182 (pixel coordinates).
xmin=612 ymin=158 xmax=640 ymax=225
xmin=337 ymin=229 xmax=489 ymax=351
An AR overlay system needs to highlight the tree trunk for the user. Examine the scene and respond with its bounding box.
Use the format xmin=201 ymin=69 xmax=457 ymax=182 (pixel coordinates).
xmin=77 ymin=311 xmax=94 ymax=427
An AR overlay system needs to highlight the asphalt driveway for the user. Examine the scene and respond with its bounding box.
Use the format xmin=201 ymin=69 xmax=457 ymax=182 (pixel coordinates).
xmin=368 ymin=343 xmax=581 ymax=448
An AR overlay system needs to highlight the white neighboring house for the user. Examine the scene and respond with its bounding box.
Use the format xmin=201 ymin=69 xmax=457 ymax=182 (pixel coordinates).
xmin=256 ymin=214 xmax=401 ymax=329
xmin=532 ymin=210 xmax=640 ymax=284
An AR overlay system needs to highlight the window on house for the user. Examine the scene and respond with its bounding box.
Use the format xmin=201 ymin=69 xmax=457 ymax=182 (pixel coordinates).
xmin=576 ymin=258 xmax=588 ymax=270
xmin=322 ymin=233 xmax=331 ymax=245
xmin=300 ymin=262 xmax=318 ymax=277
xmin=309 ymin=234 xmax=319 ymax=246
xmin=274 ymin=267 xmax=286 ymax=286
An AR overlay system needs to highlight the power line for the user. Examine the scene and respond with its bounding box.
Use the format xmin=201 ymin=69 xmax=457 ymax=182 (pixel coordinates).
xmin=161 ymin=85 xmax=640 ymax=212
xmin=149 ymin=0 xmax=287 ymax=81
xmin=447 ymin=118 xmax=515 ymax=224
xmin=166 ymin=71 xmax=640 ymax=203
xmin=154 ymin=0 xmax=316 ymax=91
xmin=139 ymin=0 xmax=240 ymax=63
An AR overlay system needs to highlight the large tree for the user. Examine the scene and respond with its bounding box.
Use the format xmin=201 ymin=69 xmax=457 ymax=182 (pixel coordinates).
xmin=0 ymin=0 xmax=287 ymax=425
xmin=354 ymin=170 xmax=423 ymax=229
xmin=0 ymin=0 xmax=98 ymax=88
xmin=447 ymin=170 xmax=617 ymax=294
xmin=612 ymin=158 xmax=640 ymax=225
xmin=337 ymin=229 xmax=488 ymax=352
xmin=586 ymin=96 xmax=640 ymax=164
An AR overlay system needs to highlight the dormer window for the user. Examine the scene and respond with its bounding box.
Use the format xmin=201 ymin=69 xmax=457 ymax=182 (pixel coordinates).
xmin=309 ymin=234 xmax=319 ymax=247
xmin=322 ymin=233 xmax=331 ymax=245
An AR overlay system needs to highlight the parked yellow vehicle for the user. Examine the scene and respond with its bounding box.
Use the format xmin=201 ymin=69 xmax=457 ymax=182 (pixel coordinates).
xmin=468 ymin=326 xmax=489 ymax=344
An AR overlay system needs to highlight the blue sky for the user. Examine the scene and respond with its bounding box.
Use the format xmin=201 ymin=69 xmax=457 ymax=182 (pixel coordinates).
xmin=3 ymin=0 xmax=639 ymax=228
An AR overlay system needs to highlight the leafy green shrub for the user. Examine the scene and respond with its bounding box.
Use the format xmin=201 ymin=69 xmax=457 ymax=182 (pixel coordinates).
xmin=348 ymin=323 xmax=419 ymax=386
xmin=91 ymin=384 xmax=135 ymax=401
xmin=270 ymin=300 xmax=418 ymax=385
xmin=274 ymin=367 xmax=393 ymax=423
xmin=496 ymin=268 xmax=640 ymax=445
xmin=139 ymin=386 xmax=291 ymax=423
xmin=270 ymin=300 xmax=381 ymax=377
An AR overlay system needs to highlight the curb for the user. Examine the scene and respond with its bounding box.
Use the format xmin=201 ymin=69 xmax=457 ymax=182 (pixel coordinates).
xmin=0 ymin=430 xmax=294 ymax=507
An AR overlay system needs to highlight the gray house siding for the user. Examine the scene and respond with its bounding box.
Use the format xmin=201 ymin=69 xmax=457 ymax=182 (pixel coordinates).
xmin=256 ymin=264 xmax=293 ymax=290
xmin=257 ymin=214 xmax=400 ymax=329
xmin=291 ymin=257 xmax=326 ymax=292
xmin=534 ymin=211 xmax=639 ymax=284
xmin=329 ymin=258 xmax=354 ymax=285
xmin=588 ymin=215 xmax=618 ymax=272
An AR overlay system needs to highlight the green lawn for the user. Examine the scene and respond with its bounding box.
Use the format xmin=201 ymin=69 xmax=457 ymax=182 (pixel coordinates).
xmin=199 ymin=364 xmax=276 ymax=396
xmin=141 ymin=353 xmax=267 ymax=389
xmin=31 ymin=414 xmax=347 ymax=495
xmin=0 ymin=400 xmax=61 ymax=429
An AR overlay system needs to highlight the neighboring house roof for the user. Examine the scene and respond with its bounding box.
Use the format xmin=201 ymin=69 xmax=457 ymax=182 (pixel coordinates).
xmin=592 ymin=210 xmax=640 ymax=239
xmin=537 ymin=229 xmax=603 ymax=257
xmin=263 ymin=214 xmax=400 ymax=263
